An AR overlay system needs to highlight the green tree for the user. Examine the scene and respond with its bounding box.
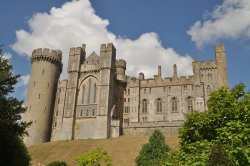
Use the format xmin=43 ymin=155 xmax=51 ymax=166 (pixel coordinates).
xmin=0 ymin=46 xmax=31 ymax=166
xmin=135 ymin=130 xmax=170 ymax=166
xmin=176 ymin=84 xmax=250 ymax=165
xmin=76 ymin=148 xmax=112 ymax=166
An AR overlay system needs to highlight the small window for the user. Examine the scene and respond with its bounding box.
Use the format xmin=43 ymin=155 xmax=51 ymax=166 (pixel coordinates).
xmin=144 ymin=88 xmax=146 ymax=94
xmin=92 ymin=109 xmax=95 ymax=116
xmin=80 ymin=109 xmax=83 ymax=116
xmin=124 ymin=118 xmax=129 ymax=123
xmin=38 ymin=94 xmax=40 ymax=99
xmin=54 ymin=121 xmax=57 ymax=127
xmin=56 ymin=109 xmax=58 ymax=116
xmin=128 ymin=89 xmax=130 ymax=95
xmin=128 ymin=98 xmax=130 ymax=102
xmin=124 ymin=98 xmax=126 ymax=102
xmin=42 ymin=69 xmax=44 ymax=75
xmin=57 ymin=98 xmax=60 ymax=104
xmin=149 ymin=88 xmax=151 ymax=93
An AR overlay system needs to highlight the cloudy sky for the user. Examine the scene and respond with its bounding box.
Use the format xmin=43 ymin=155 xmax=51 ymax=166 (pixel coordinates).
xmin=1 ymin=0 xmax=250 ymax=99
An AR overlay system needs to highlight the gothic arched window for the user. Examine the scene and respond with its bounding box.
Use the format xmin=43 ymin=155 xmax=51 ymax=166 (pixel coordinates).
xmin=207 ymin=85 xmax=212 ymax=94
xmin=171 ymin=97 xmax=178 ymax=112
xmin=187 ymin=97 xmax=193 ymax=112
xmin=142 ymin=99 xmax=148 ymax=113
xmin=156 ymin=98 xmax=162 ymax=113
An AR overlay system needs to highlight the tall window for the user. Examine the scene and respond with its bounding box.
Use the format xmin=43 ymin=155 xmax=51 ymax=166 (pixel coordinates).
xmin=207 ymin=85 xmax=212 ymax=94
xmin=156 ymin=98 xmax=162 ymax=113
xmin=93 ymin=83 xmax=97 ymax=103
xmin=208 ymin=73 xmax=212 ymax=79
xmin=171 ymin=97 xmax=178 ymax=112
xmin=142 ymin=99 xmax=148 ymax=113
xmin=82 ymin=85 xmax=85 ymax=104
xmin=187 ymin=97 xmax=193 ymax=112
xmin=87 ymin=79 xmax=91 ymax=104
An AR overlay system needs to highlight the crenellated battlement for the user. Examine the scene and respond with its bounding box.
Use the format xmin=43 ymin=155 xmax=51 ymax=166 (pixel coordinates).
xmin=100 ymin=43 xmax=116 ymax=52
xmin=215 ymin=44 xmax=225 ymax=53
xmin=115 ymin=59 xmax=126 ymax=69
xmin=32 ymin=48 xmax=62 ymax=60
xmin=193 ymin=60 xmax=217 ymax=70
xmin=31 ymin=48 xmax=62 ymax=69
xmin=69 ymin=44 xmax=86 ymax=55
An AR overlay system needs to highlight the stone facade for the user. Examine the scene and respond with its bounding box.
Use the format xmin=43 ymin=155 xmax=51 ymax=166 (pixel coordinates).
xmin=23 ymin=43 xmax=228 ymax=146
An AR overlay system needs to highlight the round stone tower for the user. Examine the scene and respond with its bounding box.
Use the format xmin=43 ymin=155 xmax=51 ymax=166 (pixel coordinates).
xmin=23 ymin=48 xmax=62 ymax=146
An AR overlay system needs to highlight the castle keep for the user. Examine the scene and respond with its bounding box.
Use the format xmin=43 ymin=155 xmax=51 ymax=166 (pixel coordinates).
xmin=23 ymin=43 xmax=228 ymax=146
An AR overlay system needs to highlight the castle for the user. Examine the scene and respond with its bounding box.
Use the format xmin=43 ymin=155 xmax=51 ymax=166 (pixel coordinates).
xmin=22 ymin=43 xmax=228 ymax=146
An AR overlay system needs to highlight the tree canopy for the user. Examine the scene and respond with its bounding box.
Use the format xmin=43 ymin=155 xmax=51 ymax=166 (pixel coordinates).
xmin=0 ymin=46 xmax=31 ymax=166
xmin=166 ymin=84 xmax=250 ymax=165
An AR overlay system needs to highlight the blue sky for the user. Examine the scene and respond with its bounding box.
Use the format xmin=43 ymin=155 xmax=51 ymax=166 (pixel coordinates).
xmin=1 ymin=0 xmax=250 ymax=100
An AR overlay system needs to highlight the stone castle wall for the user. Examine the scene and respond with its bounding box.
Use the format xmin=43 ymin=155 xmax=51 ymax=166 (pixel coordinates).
xmin=23 ymin=43 xmax=228 ymax=146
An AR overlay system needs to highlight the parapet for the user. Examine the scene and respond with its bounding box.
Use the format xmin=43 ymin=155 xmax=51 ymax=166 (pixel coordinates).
xmin=32 ymin=48 xmax=62 ymax=60
xmin=31 ymin=48 xmax=62 ymax=69
xmin=115 ymin=59 xmax=126 ymax=69
xmin=215 ymin=44 xmax=225 ymax=53
xmin=100 ymin=43 xmax=116 ymax=52
xmin=69 ymin=44 xmax=86 ymax=55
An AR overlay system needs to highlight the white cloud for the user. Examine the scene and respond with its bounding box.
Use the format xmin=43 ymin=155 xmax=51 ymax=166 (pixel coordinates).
xmin=2 ymin=52 xmax=12 ymax=59
xmin=188 ymin=0 xmax=250 ymax=48
xmin=12 ymin=0 xmax=193 ymax=79
xmin=15 ymin=74 xmax=30 ymax=97
xmin=16 ymin=74 xmax=30 ymax=88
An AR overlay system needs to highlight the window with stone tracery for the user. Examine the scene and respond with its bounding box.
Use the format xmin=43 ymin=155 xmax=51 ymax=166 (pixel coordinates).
xmin=142 ymin=99 xmax=148 ymax=113
xmin=171 ymin=97 xmax=178 ymax=112
xmin=156 ymin=98 xmax=162 ymax=113
xmin=186 ymin=97 xmax=193 ymax=112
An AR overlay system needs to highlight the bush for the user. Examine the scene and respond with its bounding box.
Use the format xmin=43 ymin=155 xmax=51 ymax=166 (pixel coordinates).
xmin=47 ymin=161 xmax=68 ymax=166
xmin=207 ymin=141 xmax=234 ymax=166
xmin=135 ymin=130 xmax=170 ymax=166
xmin=76 ymin=148 xmax=112 ymax=166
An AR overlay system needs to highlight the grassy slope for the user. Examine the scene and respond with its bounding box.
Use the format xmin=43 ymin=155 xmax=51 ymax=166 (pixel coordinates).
xmin=29 ymin=134 xmax=179 ymax=166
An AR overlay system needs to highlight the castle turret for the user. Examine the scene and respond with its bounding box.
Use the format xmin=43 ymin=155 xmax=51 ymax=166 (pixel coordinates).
xmin=115 ymin=59 xmax=126 ymax=82
xmin=23 ymin=48 xmax=62 ymax=146
xmin=173 ymin=64 xmax=178 ymax=79
xmin=215 ymin=44 xmax=228 ymax=87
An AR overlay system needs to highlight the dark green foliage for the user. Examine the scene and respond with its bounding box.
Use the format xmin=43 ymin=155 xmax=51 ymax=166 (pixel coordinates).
xmin=47 ymin=161 xmax=68 ymax=166
xmin=135 ymin=130 xmax=170 ymax=166
xmin=76 ymin=148 xmax=112 ymax=166
xmin=207 ymin=141 xmax=234 ymax=166
xmin=0 ymin=133 xmax=30 ymax=166
xmin=0 ymin=46 xmax=31 ymax=166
